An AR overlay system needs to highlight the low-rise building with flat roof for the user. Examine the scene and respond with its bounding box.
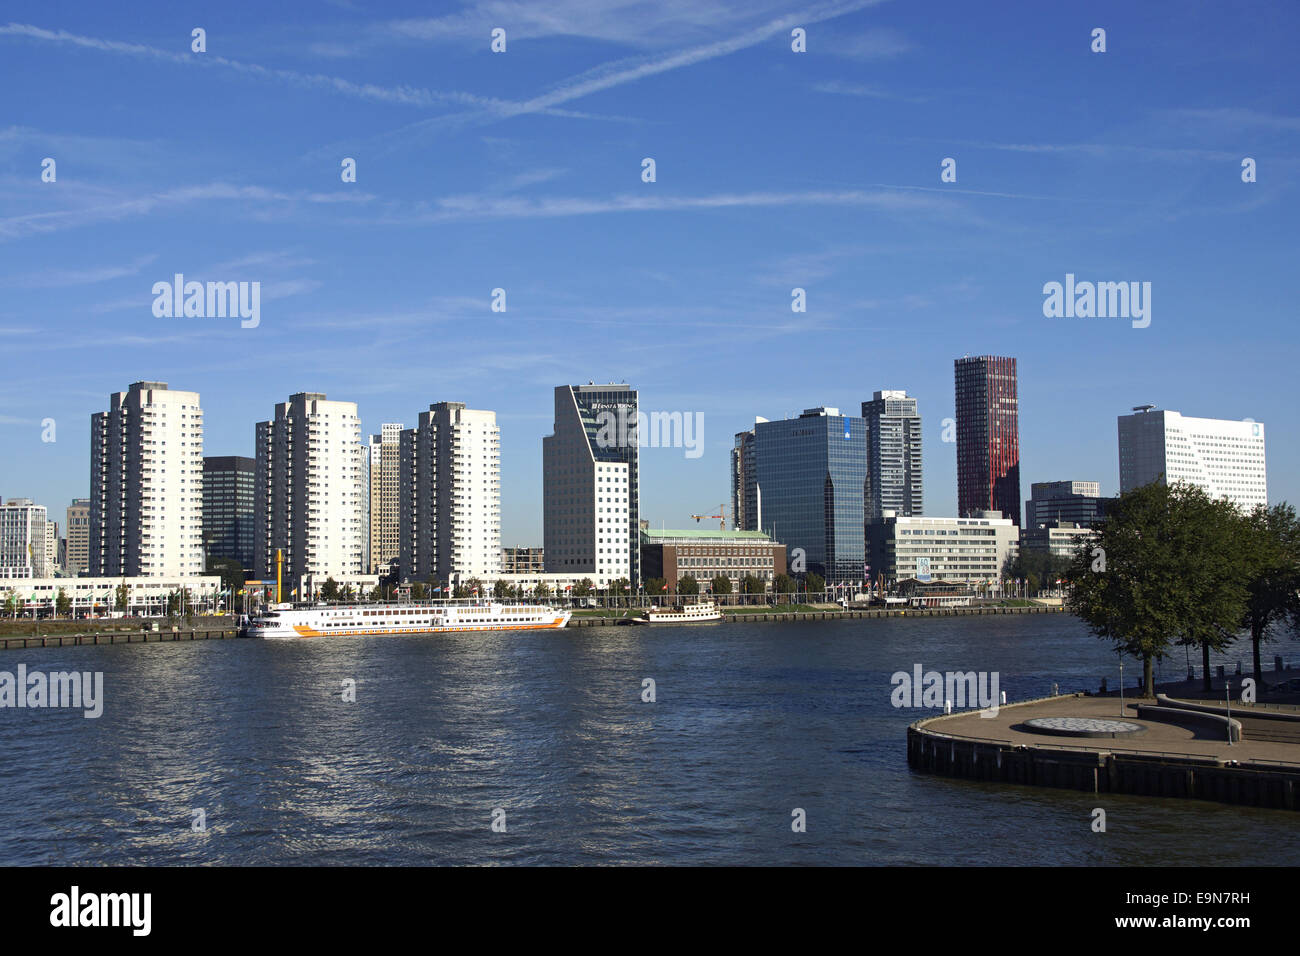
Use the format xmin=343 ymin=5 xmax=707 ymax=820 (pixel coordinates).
xmin=640 ymin=528 xmax=786 ymax=592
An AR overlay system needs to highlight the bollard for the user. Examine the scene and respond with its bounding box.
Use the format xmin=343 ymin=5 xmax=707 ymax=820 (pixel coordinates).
xmin=1052 ymin=682 xmax=1059 ymax=697
xmin=1216 ymin=665 xmax=1225 ymax=678
xmin=944 ymin=699 xmax=953 ymax=714
xmin=1000 ymin=690 xmax=1007 ymax=705
xmin=1276 ymin=655 xmax=1285 ymax=672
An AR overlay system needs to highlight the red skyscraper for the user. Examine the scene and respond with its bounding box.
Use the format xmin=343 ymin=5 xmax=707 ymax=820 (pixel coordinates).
xmin=954 ymin=356 xmax=1020 ymax=525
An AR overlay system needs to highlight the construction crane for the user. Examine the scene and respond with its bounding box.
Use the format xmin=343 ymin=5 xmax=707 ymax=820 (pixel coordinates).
xmin=690 ymin=504 xmax=728 ymax=531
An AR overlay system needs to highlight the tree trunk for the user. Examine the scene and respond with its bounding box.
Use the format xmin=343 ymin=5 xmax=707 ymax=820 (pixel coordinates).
xmin=1143 ymin=653 xmax=1154 ymax=698
xmin=1202 ymin=641 xmax=1212 ymax=693
xmin=1253 ymin=620 xmax=1264 ymax=689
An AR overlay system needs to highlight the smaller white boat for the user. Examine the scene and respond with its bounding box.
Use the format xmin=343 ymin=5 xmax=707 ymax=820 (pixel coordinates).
xmin=630 ymin=601 xmax=723 ymax=625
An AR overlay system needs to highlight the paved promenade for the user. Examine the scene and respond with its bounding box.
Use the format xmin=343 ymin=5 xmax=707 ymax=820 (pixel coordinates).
xmin=932 ymin=693 xmax=1300 ymax=765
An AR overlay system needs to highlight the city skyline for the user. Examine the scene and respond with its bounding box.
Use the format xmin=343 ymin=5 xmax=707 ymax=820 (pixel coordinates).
xmin=0 ymin=368 xmax=1278 ymax=553
xmin=2 ymin=1 xmax=1297 ymax=544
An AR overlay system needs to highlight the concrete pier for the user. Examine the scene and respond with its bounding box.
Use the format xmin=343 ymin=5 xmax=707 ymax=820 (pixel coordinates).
xmin=908 ymin=693 xmax=1300 ymax=812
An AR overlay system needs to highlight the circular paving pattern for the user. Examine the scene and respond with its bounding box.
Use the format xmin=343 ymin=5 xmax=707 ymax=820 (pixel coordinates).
xmin=1021 ymin=716 xmax=1147 ymax=738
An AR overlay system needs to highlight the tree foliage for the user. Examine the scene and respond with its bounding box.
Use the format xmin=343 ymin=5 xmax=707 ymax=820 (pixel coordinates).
xmin=1067 ymin=481 xmax=1252 ymax=697
xmin=711 ymin=575 xmax=733 ymax=595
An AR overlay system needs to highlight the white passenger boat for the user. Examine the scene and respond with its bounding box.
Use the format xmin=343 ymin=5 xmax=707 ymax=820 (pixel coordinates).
xmin=629 ymin=601 xmax=723 ymax=625
xmin=246 ymin=601 xmax=570 ymax=639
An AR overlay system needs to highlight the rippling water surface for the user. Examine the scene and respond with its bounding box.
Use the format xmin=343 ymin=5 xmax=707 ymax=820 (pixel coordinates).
xmin=3 ymin=615 xmax=1297 ymax=865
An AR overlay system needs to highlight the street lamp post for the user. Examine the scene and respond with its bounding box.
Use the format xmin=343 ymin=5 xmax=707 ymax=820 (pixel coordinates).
xmin=1225 ymin=680 xmax=1233 ymax=747
xmin=1119 ymin=658 xmax=1125 ymax=718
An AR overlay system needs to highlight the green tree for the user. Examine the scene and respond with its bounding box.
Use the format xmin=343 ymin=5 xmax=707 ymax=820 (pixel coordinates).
xmin=206 ymin=557 xmax=246 ymax=597
xmin=533 ymin=581 xmax=552 ymax=600
xmin=411 ymin=582 xmax=427 ymax=601
xmin=55 ymin=587 xmax=71 ymax=618
xmin=368 ymin=586 xmax=383 ymax=601
xmin=677 ymin=575 xmax=699 ymax=595
xmin=646 ymin=578 xmax=667 ymax=599
xmin=711 ymin=575 xmax=732 ymax=595
xmin=741 ymin=574 xmax=765 ymax=595
xmin=321 ymin=578 xmax=340 ymax=602
xmin=773 ymin=573 xmax=794 ymax=595
xmin=466 ymin=578 xmax=484 ymax=598
xmin=3 ymin=592 xmax=18 ymax=618
xmin=805 ymin=572 xmax=825 ymax=596
xmin=1067 ymin=481 xmax=1252 ymax=698
xmin=572 ymin=579 xmax=593 ymax=598
xmin=115 ymin=581 xmax=129 ymax=611
xmin=493 ymin=579 xmax=510 ymax=600
xmin=1238 ymin=503 xmax=1300 ymax=687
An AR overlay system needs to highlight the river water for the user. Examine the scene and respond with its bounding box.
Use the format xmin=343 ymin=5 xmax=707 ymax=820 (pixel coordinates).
xmin=2 ymin=614 xmax=1297 ymax=865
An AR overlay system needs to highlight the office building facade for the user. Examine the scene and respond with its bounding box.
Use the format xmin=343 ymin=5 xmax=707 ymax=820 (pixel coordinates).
xmin=754 ymin=407 xmax=868 ymax=583
xmin=1117 ymin=407 xmax=1267 ymax=511
xmin=1025 ymin=480 xmax=1112 ymax=529
xmin=862 ymin=390 xmax=923 ymax=524
xmin=90 ymin=381 xmax=205 ymax=577
xmin=869 ymin=512 xmax=1019 ymax=587
xmin=400 ymin=402 xmax=501 ymax=585
xmin=65 ymin=498 xmax=90 ymax=575
xmin=0 ymin=498 xmax=50 ymax=579
xmin=543 ymin=383 xmax=640 ymax=588
xmin=730 ymin=419 xmax=764 ymax=532
xmin=954 ymin=356 xmax=1021 ymax=525
xmin=640 ymin=528 xmax=786 ymax=593
xmin=203 ymin=456 xmax=256 ymax=571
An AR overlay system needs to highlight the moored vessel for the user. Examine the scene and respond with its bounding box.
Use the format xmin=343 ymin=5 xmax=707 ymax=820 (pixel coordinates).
xmin=246 ymin=601 xmax=570 ymax=639
xmin=629 ymin=601 xmax=723 ymax=625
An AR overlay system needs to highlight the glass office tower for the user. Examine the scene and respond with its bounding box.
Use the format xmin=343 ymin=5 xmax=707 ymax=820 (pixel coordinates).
xmin=754 ymin=407 xmax=867 ymax=583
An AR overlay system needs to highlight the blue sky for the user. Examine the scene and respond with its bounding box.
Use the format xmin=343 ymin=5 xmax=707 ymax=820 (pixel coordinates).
xmin=2 ymin=0 xmax=1297 ymax=545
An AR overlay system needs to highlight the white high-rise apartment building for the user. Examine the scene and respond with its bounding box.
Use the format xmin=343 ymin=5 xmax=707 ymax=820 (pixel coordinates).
xmin=255 ymin=392 xmax=364 ymax=588
xmin=543 ymin=383 xmax=639 ymax=588
xmin=0 ymin=499 xmax=50 ymax=579
xmin=90 ymin=381 xmax=205 ymax=577
xmin=400 ymin=403 xmax=501 ymax=585
xmin=862 ymin=389 xmax=924 ymax=524
xmin=367 ymin=423 xmax=403 ymax=574
xmin=45 ymin=520 xmax=58 ymax=574
xmin=1118 ymin=406 xmax=1267 ymax=511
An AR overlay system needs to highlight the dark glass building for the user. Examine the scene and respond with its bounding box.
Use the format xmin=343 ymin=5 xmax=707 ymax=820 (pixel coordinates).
xmin=730 ymin=422 xmax=762 ymax=532
xmin=754 ymin=407 xmax=867 ymax=583
xmin=954 ymin=356 xmax=1021 ymax=525
xmin=203 ymin=455 xmax=256 ymax=571
xmin=1024 ymin=481 xmax=1114 ymax=529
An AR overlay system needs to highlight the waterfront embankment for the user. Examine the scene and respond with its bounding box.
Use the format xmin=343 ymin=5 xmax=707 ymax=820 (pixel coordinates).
xmin=568 ymin=604 xmax=1067 ymax=626
xmin=908 ymin=692 xmax=1300 ymax=812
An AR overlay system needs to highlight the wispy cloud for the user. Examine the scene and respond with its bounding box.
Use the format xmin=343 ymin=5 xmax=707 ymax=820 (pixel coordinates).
xmin=0 ymin=183 xmax=375 ymax=241
xmin=1 ymin=253 xmax=158 ymax=288
xmin=812 ymin=79 xmax=923 ymax=102
xmin=0 ymin=22 xmax=506 ymax=110
xmin=370 ymin=186 xmax=950 ymax=226
xmin=352 ymin=0 xmax=889 ymax=150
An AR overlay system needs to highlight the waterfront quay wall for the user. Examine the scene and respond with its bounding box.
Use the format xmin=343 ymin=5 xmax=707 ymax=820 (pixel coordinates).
xmin=568 ymin=604 xmax=1067 ymax=626
xmin=1 ymin=629 xmax=240 ymax=650
xmin=907 ymin=695 xmax=1300 ymax=812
